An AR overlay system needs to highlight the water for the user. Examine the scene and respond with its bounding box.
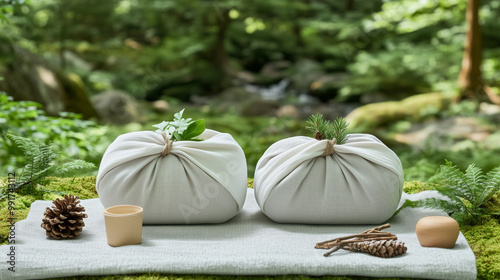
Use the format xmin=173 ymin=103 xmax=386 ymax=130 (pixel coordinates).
xmin=244 ymin=79 xmax=290 ymax=100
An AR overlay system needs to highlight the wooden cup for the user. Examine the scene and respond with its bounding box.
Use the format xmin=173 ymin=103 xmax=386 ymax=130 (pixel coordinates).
xmin=103 ymin=205 xmax=143 ymax=247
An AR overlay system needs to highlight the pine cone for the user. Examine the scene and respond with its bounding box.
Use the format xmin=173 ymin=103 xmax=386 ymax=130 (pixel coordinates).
xmin=346 ymin=240 xmax=407 ymax=258
xmin=41 ymin=194 xmax=88 ymax=239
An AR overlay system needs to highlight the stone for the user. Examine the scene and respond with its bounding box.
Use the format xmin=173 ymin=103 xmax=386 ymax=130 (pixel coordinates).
xmin=276 ymin=105 xmax=300 ymax=118
xmin=0 ymin=39 xmax=98 ymax=119
xmin=151 ymin=100 xmax=170 ymax=112
xmin=346 ymin=92 xmax=451 ymax=132
xmin=394 ymin=116 xmax=493 ymax=150
xmin=308 ymin=73 xmax=349 ymax=102
xmin=288 ymin=59 xmax=324 ymax=92
xmin=260 ymin=60 xmax=292 ymax=81
xmin=241 ymin=99 xmax=280 ymax=117
xmin=91 ymin=90 xmax=140 ymax=124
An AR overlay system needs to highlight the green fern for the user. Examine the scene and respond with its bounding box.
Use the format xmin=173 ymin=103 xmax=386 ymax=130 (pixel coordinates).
xmin=394 ymin=160 xmax=500 ymax=224
xmin=305 ymin=114 xmax=349 ymax=144
xmin=4 ymin=134 xmax=95 ymax=196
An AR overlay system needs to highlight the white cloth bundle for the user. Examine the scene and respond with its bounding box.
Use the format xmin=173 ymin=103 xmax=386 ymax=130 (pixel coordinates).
xmin=96 ymin=129 xmax=247 ymax=224
xmin=254 ymin=134 xmax=404 ymax=224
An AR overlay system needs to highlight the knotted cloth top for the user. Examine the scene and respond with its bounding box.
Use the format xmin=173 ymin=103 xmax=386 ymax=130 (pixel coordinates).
xmin=321 ymin=138 xmax=337 ymax=157
xmin=161 ymin=132 xmax=173 ymax=156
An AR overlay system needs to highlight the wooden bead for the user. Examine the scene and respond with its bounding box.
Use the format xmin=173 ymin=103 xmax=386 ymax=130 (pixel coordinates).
xmin=416 ymin=216 xmax=459 ymax=248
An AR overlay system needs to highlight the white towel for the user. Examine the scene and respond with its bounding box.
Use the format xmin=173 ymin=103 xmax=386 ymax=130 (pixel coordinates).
xmin=0 ymin=189 xmax=476 ymax=280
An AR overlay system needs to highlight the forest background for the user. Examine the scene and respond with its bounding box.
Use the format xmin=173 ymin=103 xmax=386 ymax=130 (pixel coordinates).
xmin=1 ymin=0 xmax=500 ymax=180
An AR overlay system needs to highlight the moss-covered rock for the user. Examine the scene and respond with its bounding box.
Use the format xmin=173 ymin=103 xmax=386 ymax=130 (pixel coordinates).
xmin=345 ymin=92 xmax=451 ymax=132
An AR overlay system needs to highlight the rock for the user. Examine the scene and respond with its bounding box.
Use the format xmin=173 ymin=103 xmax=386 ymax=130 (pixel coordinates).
xmin=241 ymin=99 xmax=281 ymax=117
xmin=0 ymin=39 xmax=98 ymax=119
xmin=394 ymin=117 xmax=493 ymax=150
xmin=91 ymin=90 xmax=140 ymax=124
xmin=479 ymin=102 xmax=500 ymax=115
xmin=218 ymin=87 xmax=258 ymax=102
xmin=234 ymin=71 xmax=257 ymax=84
xmin=276 ymin=105 xmax=300 ymax=118
xmin=260 ymin=60 xmax=292 ymax=81
xmin=308 ymin=73 xmax=349 ymax=102
xmin=346 ymin=92 xmax=451 ymax=132
xmin=288 ymin=59 xmax=324 ymax=93
xmin=61 ymin=51 xmax=93 ymax=73
xmin=151 ymin=100 xmax=170 ymax=112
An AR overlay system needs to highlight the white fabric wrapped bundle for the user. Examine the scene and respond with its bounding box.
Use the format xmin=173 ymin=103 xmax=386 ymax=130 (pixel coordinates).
xmin=96 ymin=129 xmax=247 ymax=224
xmin=254 ymin=134 xmax=404 ymax=224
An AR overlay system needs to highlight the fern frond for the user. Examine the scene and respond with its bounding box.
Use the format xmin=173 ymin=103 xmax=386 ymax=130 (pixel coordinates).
xmin=4 ymin=134 xmax=95 ymax=197
xmin=429 ymin=161 xmax=473 ymax=201
xmin=55 ymin=160 xmax=96 ymax=174
xmin=393 ymin=198 xmax=460 ymax=218
xmin=485 ymin=167 xmax=500 ymax=198
xmin=465 ymin=163 xmax=487 ymax=202
xmin=395 ymin=161 xmax=500 ymax=225
xmin=7 ymin=134 xmax=38 ymax=162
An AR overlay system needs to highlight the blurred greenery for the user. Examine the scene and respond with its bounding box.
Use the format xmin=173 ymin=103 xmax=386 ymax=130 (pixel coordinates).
xmin=0 ymin=92 xmax=107 ymax=174
xmin=0 ymin=1 xmax=499 ymax=185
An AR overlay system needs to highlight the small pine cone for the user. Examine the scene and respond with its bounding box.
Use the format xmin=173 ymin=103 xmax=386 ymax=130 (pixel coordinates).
xmin=41 ymin=194 xmax=88 ymax=239
xmin=347 ymin=240 xmax=407 ymax=258
xmin=315 ymin=132 xmax=324 ymax=140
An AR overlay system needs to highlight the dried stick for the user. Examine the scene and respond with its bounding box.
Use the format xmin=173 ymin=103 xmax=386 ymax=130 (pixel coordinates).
xmin=316 ymin=223 xmax=391 ymax=248
xmin=315 ymin=232 xmax=395 ymax=249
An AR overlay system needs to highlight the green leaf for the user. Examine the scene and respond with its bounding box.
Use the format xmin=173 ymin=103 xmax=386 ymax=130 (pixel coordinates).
xmin=181 ymin=119 xmax=205 ymax=140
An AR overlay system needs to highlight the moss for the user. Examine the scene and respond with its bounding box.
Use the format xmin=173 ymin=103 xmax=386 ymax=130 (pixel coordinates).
xmin=346 ymin=92 xmax=450 ymax=132
xmin=402 ymin=181 xmax=429 ymax=194
xmin=247 ymin=178 xmax=254 ymax=188
xmin=462 ymin=217 xmax=500 ymax=280
xmin=1 ymin=176 xmax=499 ymax=279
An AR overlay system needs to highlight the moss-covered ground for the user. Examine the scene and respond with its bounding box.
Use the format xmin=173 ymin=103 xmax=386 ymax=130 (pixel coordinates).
xmin=1 ymin=178 xmax=499 ymax=280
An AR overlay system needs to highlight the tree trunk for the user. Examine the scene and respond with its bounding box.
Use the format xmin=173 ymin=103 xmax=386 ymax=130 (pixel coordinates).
xmin=59 ymin=1 xmax=66 ymax=70
xmin=214 ymin=8 xmax=230 ymax=74
xmin=346 ymin=0 xmax=355 ymax=11
xmin=212 ymin=8 xmax=231 ymax=93
xmin=457 ymin=0 xmax=483 ymax=100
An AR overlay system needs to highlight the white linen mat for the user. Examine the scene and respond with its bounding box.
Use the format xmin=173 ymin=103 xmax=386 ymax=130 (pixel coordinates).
xmin=0 ymin=189 xmax=476 ymax=279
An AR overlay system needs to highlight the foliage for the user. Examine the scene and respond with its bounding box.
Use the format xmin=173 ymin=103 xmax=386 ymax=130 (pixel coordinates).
xmin=153 ymin=109 xmax=205 ymax=141
xmin=395 ymin=161 xmax=500 ymax=224
xmin=0 ymin=92 xmax=107 ymax=174
xmin=1 ymin=134 xmax=94 ymax=198
xmin=306 ymin=114 xmax=349 ymax=144
xmin=0 ymin=0 xmax=26 ymax=21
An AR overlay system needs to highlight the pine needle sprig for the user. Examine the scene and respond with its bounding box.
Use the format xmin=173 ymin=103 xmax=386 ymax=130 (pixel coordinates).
xmin=394 ymin=160 xmax=500 ymax=224
xmin=305 ymin=113 xmax=349 ymax=144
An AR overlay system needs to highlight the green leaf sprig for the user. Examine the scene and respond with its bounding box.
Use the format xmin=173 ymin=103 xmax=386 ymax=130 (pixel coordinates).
xmin=153 ymin=109 xmax=205 ymax=141
xmin=394 ymin=160 xmax=500 ymax=224
xmin=306 ymin=113 xmax=349 ymax=144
